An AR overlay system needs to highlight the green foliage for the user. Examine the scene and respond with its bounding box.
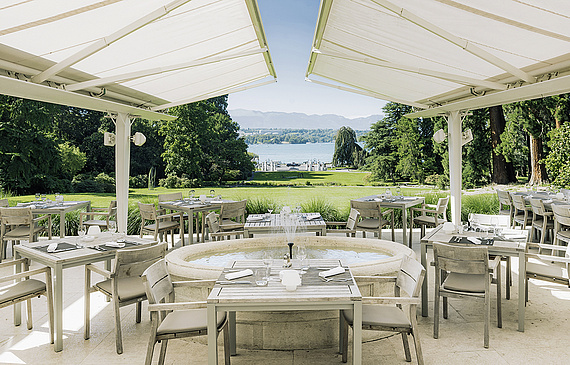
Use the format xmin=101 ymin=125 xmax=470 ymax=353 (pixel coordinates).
xmin=94 ymin=173 xmax=115 ymax=193
xmin=395 ymin=117 xmax=424 ymax=182
xmin=461 ymin=194 xmax=499 ymax=222
xmin=545 ymin=122 xmax=570 ymax=187
xmin=495 ymin=112 xmax=529 ymax=177
xmin=245 ymin=197 xmax=280 ymax=215
xmin=158 ymin=174 xmax=200 ymax=189
xmin=58 ymin=142 xmax=86 ymax=177
xmin=362 ymin=118 xmax=397 ymax=182
xmin=333 ymin=126 xmax=363 ymax=167
xmin=129 ymin=174 xmax=148 ymax=189
xmin=462 ymin=109 xmax=492 ymax=188
xmin=244 ymin=128 xmax=363 ymax=144
xmin=160 ymin=95 xmax=253 ymax=183
xmin=300 ymin=197 xmax=340 ymax=222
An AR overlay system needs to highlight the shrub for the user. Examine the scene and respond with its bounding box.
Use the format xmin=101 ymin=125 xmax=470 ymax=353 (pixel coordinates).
xmin=245 ymin=197 xmax=280 ymax=215
xmin=129 ymin=174 xmax=148 ymax=189
xmin=95 ymin=173 xmax=115 ymax=193
xmin=300 ymin=197 xmax=340 ymax=222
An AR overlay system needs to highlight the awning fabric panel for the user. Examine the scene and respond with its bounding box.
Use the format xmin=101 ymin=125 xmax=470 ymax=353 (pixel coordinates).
xmin=0 ymin=0 xmax=276 ymax=118
xmin=307 ymin=0 xmax=570 ymax=117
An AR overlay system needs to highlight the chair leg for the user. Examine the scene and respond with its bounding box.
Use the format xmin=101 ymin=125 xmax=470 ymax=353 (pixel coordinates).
xmin=26 ymin=299 xmax=33 ymax=330
xmin=506 ymin=257 xmax=511 ymax=300
xmin=158 ymin=339 xmax=168 ymax=365
xmin=113 ymin=298 xmax=123 ymax=354
xmin=496 ymin=264 xmax=502 ymax=328
xmin=341 ymin=318 xmax=349 ymax=363
xmin=400 ymin=332 xmax=411 ymax=362
xmin=410 ymin=315 xmax=424 ymax=365
xmin=484 ymin=291 xmax=490 ymax=348
xmin=433 ymin=286 xmax=440 ymax=339
xmin=145 ymin=334 xmax=157 ymax=365
xmin=223 ymin=323 xmax=231 ymax=365
xmin=136 ymin=301 xmax=142 ymax=323
xmin=84 ymin=268 xmax=91 ymax=340
xmin=45 ymin=271 xmax=55 ymax=344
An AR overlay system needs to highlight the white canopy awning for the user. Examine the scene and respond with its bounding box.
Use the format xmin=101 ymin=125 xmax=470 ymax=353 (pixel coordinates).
xmin=307 ymin=0 xmax=570 ymax=118
xmin=0 ymin=0 xmax=276 ymax=262
xmin=307 ymin=0 xmax=570 ymax=229
xmin=0 ymin=0 xmax=276 ymax=120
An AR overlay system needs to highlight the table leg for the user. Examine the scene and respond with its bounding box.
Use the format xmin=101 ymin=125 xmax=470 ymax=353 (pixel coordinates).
xmin=54 ymin=263 xmax=63 ymax=352
xmin=207 ymin=304 xmax=218 ymax=364
xmin=421 ymin=241 xmax=428 ymax=317
xmin=179 ymin=214 xmax=185 ymax=247
xmin=229 ymin=311 xmax=236 ymax=356
xmin=401 ymin=206 xmax=408 ymax=247
xmin=13 ymin=253 xmax=22 ymax=326
xmin=353 ymin=301 xmax=362 ymax=365
xmin=518 ymin=251 xmax=525 ymax=332
xmin=188 ymin=211 xmax=194 ymax=245
xmin=60 ymin=212 xmax=65 ymax=238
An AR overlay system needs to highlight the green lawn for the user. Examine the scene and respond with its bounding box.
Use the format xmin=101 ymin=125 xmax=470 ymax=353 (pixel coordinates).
xmin=250 ymin=170 xmax=371 ymax=186
xmin=9 ymin=185 xmax=444 ymax=213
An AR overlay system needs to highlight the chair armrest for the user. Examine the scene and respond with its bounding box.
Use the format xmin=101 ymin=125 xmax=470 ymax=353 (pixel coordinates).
xmin=354 ymin=275 xmax=397 ymax=284
xmin=530 ymin=254 xmax=570 ymax=264
xmin=81 ymin=211 xmax=110 ymax=217
xmin=173 ymin=279 xmax=217 ymax=288
xmin=489 ymin=255 xmax=502 ymax=271
xmin=32 ymin=214 xmax=51 ymax=223
xmin=148 ymin=301 xmax=207 ymax=312
xmin=0 ymin=266 xmax=50 ymax=284
xmin=326 ymin=222 xmax=348 ymax=227
xmin=85 ymin=263 xmax=112 ymax=279
xmin=382 ymin=209 xmax=394 ymax=217
xmin=362 ymin=296 xmax=420 ymax=305
xmin=0 ymin=257 xmax=28 ymax=270
xmin=537 ymin=243 xmax=567 ymax=252
xmin=157 ymin=212 xmax=181 ymax=221
xmin=411 ymin=208 xmax=436 ymax=214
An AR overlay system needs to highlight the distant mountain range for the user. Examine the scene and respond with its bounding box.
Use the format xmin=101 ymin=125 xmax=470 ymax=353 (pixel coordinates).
xmin=229 ymin=109 xmax=382 ymax=130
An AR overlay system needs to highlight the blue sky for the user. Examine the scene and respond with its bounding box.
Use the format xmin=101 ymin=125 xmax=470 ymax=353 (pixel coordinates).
xmin=227 ymin=0 xmax=386 ymax=118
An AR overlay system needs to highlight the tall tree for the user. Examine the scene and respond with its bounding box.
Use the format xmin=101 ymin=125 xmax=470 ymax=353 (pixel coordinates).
xmin=362 ymin=118 xmax=397 ymax=182
xmin=489 ymin=106 xmax=517 ymax=184
xmin=505 ymin=98 xmax=557 ymax=185
xmin=160 ymin=95 xmax=253 ymax=183
xmin=333 ymin=126 xmax=360 ymax=167
xmin=395 ymin=117 xmax=424 ymax=182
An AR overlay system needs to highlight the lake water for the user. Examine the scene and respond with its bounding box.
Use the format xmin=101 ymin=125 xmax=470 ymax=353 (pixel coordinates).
xmin=248 ymin=142 xmax=334 ymax=163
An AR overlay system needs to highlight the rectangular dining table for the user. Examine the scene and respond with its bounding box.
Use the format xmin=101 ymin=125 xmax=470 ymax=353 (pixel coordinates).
xmin=207 ymin=259 xmax=363 ymax=365
xmin=420 ymin=224 xmax=528 ymax=332
xmin=354 ymin=195 xmax=425 ymax=247
xmin=17 ymin=200 xmax=91 ymax=238
xmin=159 ymin=198 xmax=231 ymax=244
xmin=243 ymin=213 xmax=326 ymax=237
xmin=13 ymin=232 xmax=156 ymax=352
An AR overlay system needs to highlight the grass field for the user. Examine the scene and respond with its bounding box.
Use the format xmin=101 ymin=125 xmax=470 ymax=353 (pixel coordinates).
xmin=250 ymin=170 xmax=371 ymax=186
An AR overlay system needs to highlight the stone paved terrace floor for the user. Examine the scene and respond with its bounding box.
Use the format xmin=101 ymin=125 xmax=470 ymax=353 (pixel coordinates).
xmin=1 ymin=229 xmax=569 ymax=364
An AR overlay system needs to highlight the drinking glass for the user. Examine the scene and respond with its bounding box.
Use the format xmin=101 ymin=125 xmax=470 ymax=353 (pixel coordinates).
xmin=77 ymin=227 xmax=86 ymax=247
xmin=296 ymin=245 xmax=308 ymax=273
xmin=108 ymin=220 xmax=117 ymax=235
xmin=41 ymin=193 xmax=47 ymax=202
xmin=262 ymin=251 xmax=273 ymax=281
xmin=385 ymin=188 xmax=392 ymax=198
xmin=189 ymin=190 xmax=195 ymax=199
xmin=467 ymin=213 xmax=474 ymax=230
xmin=209 ymin=189 xmax=215 ymax=198
xmin=35 ymin=193 xmax=41 ymax=201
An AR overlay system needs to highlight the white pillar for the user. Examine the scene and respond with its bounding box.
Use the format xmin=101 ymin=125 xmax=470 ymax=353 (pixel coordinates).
xmin=447 ymin=110 xmax=463 ymax=225
xmin=115 ymin=112 xmax=131 ymax=235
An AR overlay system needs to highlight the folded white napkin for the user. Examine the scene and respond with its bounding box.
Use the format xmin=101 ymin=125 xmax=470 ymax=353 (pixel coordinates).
xmin=224 ymin=269 xmax=253 ymax=280
xmin=105 ymin=242 xmax=125 ymax=248
xmin=467 ymin=237 xmax=482 ymax=245
xmin=47 ymin=243 xmax=58 ymax=252
xmin=319 ymin=266 xmax=345 ymax=278
xmin=248 ymin=216 xmax=263 ymax=221
xmin=211 ymin=200 xmax=223 ymax=203
xmin=306 ymin=214 xmax=321 ymax=220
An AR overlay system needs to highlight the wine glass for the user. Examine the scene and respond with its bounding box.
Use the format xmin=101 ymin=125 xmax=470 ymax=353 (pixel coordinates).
xmin=209 ymin=189 xmax=215 ymax=198
xmin=296 ymin=245 xmax=308 ymax=273
xmin=35 ymin=193 xmax=41 ymax=201
xmin=262 ymin=251 xmax=273 ymax=281
xmin=385 ymin=188 xmax=392 ymax=199
xmin=77 ymin=227 xmax=86 ymax=247
xmin=189 ymin=190 xmax=195 ymax=199
xmin=468 ymin=213 xmax=474 ymax=230
xmin=41 ymin=193 xmax=47 ymax=202
xmin=108 ymin=220 xmax=117 ymax=236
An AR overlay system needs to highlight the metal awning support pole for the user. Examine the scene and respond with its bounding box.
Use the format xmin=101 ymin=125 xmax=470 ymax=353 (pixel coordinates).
xmin=115 ymin=112 xmax=131 ymax=234
xmin=447 ymin=110 xmax=463 ymax=225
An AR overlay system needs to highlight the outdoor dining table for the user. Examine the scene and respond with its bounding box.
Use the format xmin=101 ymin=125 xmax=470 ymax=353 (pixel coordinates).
xmin=13 ymin=232 xmax=156 ymax=352
xmin=243 ymin=213 xmax=326 ymax=237
xmin=17 ymin=200 xmax=91 ymax=238
xmin=158 ymin=198 xmax=233 ymax=244
xmin=512 ymin=191 xmax=570 ymax=210
xmin=420 ymin=224 xmax=528 ymax=332
xmin=207 ymin=258 xmax=363 ymax=364
xmin=354 ymin=195 xmax=425 ymax=247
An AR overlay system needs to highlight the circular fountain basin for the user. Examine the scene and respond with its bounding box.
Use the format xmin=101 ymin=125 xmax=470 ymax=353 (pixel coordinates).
xmin=166 ymin=235 xmax=415 ymax=350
